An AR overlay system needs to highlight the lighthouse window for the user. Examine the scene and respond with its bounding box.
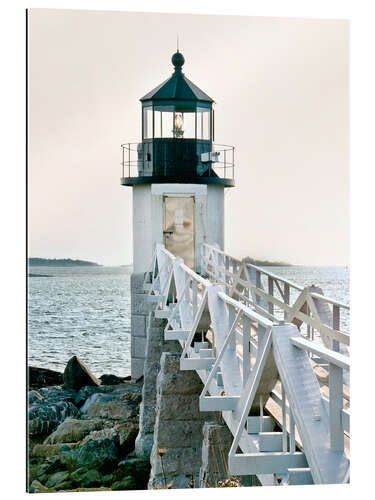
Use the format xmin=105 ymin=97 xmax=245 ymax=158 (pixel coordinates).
xmin=196 ymin=112 xmax=202 ymax=140
xmin=143 ymin=107 xmax=153 ymax=139
xmin=182 ymin=112 xmax=195 ymax=139
xmin=196 ymin=108 xmax=211 ymax=140
xmin=202 ymin=111 xmax=210 ymax=140
xmin=161 ymin=111 xmax=174 ymax=138
xmin=154 ymin=110 xmax=161 ymax=138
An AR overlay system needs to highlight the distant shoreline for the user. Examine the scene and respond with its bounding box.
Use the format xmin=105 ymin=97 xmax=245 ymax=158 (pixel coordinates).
xmin=245 ymin=257 xmax=290 ymax=267
xmin=28 ymin=273 xmax=54 ymax=278
xmin=29 ymin=258 xmax=101 ymax=267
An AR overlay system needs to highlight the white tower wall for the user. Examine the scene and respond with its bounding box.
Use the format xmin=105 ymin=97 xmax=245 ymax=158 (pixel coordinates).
xmin=132 ymin=183 xmax=224 ymax=274
xmin=130 ymin=182 xmax=225 ymax=379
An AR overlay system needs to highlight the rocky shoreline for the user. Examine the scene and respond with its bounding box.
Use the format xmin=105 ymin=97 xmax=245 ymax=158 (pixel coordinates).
xmin=28 ymin=357 xmax=149 ymax=493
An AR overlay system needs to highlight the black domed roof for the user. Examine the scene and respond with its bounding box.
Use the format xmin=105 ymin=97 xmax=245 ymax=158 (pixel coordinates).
xmin=140 ymin=51 xmax=213 ymax=104
xmin=171 ymin=51 xmax=185 ymax=69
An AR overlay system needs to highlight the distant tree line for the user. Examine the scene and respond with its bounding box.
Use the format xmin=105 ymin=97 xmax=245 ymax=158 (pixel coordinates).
xmin=28 ymin=258 xmax=100 ymax=267
xmin=244 ymin=257 xmax=290 ymax=267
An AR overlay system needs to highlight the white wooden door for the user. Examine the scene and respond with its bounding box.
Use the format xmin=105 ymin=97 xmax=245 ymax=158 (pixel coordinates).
xmin=163 ymin=196 xmax=195 ymax=270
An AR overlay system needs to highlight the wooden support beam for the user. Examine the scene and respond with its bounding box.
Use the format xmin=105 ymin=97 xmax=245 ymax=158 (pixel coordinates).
xmin=199 ymin=396 xmax=240 ymax=411
xmin=164 ymin=330 xmax=190 ymax=341
xmin=147 ymin=295 xmax=165 ymax=303
xmin=229 ymin=452 xmax=307 ymax=476
xmin=180 ymin=357 xmax=215 ymax=370
xmin=155 ymin=309 xmax=170 ymax=319
xmin=290 ymin=336 xmax=349 ymax=369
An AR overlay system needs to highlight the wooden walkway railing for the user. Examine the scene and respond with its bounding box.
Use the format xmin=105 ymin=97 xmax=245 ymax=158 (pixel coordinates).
xmin=144 ymin=243 xmax=350 ymax=486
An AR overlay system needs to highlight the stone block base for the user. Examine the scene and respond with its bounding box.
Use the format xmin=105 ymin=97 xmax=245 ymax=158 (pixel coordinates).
xmin=149 ymin=353 xmax=220 ymax=489
xmin=199 ymin=421 xmax=261 ymax=488
xmin=130 ymin=272 xmax=150 ymax=380
xmin=135 ymin=313 xmax=180 ymax=459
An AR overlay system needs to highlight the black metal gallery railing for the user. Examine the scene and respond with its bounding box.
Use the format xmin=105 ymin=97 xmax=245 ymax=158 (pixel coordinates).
xmin=120 ymin=142 xmax=235 ymax=180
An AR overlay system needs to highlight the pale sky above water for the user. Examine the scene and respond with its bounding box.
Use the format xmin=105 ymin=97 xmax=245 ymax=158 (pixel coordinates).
xmin=28 ymin=9 xmax=349 ymax=266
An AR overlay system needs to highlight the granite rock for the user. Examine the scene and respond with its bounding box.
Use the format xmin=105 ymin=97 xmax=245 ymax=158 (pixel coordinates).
xmin=44 ymin=417 xmax=104 ymax=444
xmin=63 ymin=356 xmax=101 ymax=391
xmin=81 ymin=393 xmax=140 ymax=420
xmin=29 ymin=400 xmax=79 ymax=436
xmin=29 ymin=366 xmax=63 ymax=389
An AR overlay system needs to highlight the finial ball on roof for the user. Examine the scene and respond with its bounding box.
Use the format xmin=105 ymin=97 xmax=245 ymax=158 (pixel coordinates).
xmin=172 ymin=51 xmax=185 ymax=69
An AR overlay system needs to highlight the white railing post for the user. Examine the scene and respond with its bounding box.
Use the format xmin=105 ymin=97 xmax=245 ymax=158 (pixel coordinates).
xmin=281 ymin=385 xmax=288 ymax=452
xmin=242 ymin=316 xmax=251 ymax=387
xmin=284 ymin=283 xmax=290 ymax=320
xmin=332 ymin=305 xmax=340 ymax=352
xmin=268 ymin=276 xmax=274 ymax=315
xmin=228 ymin=303 xmax=236 ymax=350
xmin=225 ymin=255 xmax=230 ymax=294
xmin=329 ymin=363 xmax=344 ymax=451
xmin=289 ymin=411 xmax=296 ymax=453
xmin=256 ymin=270 xmax=261 ymax=306
xmin=192 ymin=280 xmax=198 ymax=319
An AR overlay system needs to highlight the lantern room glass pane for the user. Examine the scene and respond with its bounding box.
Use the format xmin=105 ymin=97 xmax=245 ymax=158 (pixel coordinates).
xmin=151 ymin=105 xmax=211 ymax=139
xmin=196 ymin=112 xmax=202 ymax=140
xmin=182 ymin=112 xmax=195 ymax=139
xmin=143 ymin=107 xmax=153 ymax=139
xmin=154 ymin=110 xmax=162 ymax=138
xmin=196 ymin=108 xmax=211 ymax=140
xmin=202 ymin=111 xmax=210 ymax=140
xmin=161 ymin=111 xmax=174 ymax=138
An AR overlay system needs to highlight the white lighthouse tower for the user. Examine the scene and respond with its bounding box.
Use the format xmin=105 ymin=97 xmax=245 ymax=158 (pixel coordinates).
xmin=121 ymin=50 xmax=234 ymax=379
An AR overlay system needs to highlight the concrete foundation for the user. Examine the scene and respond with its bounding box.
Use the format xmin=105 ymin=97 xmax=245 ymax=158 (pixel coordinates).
xmin=148 ymin=352 xmax=220 ymax=489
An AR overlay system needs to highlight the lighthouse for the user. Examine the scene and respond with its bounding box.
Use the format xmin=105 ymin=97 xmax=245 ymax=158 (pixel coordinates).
xmin=121 ymin=50 xmax=235 ymax=378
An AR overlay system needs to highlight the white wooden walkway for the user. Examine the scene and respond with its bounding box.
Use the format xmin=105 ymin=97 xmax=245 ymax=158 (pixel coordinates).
xmin=144 ymin=243 xmax=350 ymax=486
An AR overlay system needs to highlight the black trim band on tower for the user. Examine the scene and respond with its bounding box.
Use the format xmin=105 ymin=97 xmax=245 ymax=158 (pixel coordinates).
xmin=120 ymin=176 xmax=235 ymax=187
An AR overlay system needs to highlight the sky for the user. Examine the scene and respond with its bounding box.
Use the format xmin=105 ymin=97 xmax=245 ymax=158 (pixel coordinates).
xmin=28 ymin=9 xmax=349 ymax=266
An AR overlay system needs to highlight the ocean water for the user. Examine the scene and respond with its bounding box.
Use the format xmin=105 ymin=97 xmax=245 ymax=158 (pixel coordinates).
xmin=28 ymin=266 xmax=132 ymax=377
xmin=28 ymin=265 xmax=349 ymax=377
xmin=262 ymin=266 xmax=350 ymax=333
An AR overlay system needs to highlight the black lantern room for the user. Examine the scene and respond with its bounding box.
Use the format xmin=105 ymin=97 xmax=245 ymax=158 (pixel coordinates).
xmin=121 ymin=51 xmax=234 ymax=187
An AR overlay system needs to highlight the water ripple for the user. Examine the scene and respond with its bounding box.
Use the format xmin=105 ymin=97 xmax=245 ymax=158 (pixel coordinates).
xmin=28 ymin=266 xmax=132 ymax=377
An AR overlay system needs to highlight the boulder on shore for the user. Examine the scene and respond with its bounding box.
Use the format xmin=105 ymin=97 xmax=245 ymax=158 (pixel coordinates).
xmin=44 ymin=418 xmax=104 ymax=444
xmin=29 ymin=400 xmax=79 ymax=436
xmin=81 ymin=392 xmax=141 ymax=420
xmin=63 ymin=356 xmax=101 ymax=391
xmin=59 ymin=437 xmax=121 ymax=474
xmin=29 ymin=366 xmax=63 ymax=389
xmin=28 ymin=359 xmax=146 ymax=492
xmin=99 ymin=374 xmax=131 ymax=385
